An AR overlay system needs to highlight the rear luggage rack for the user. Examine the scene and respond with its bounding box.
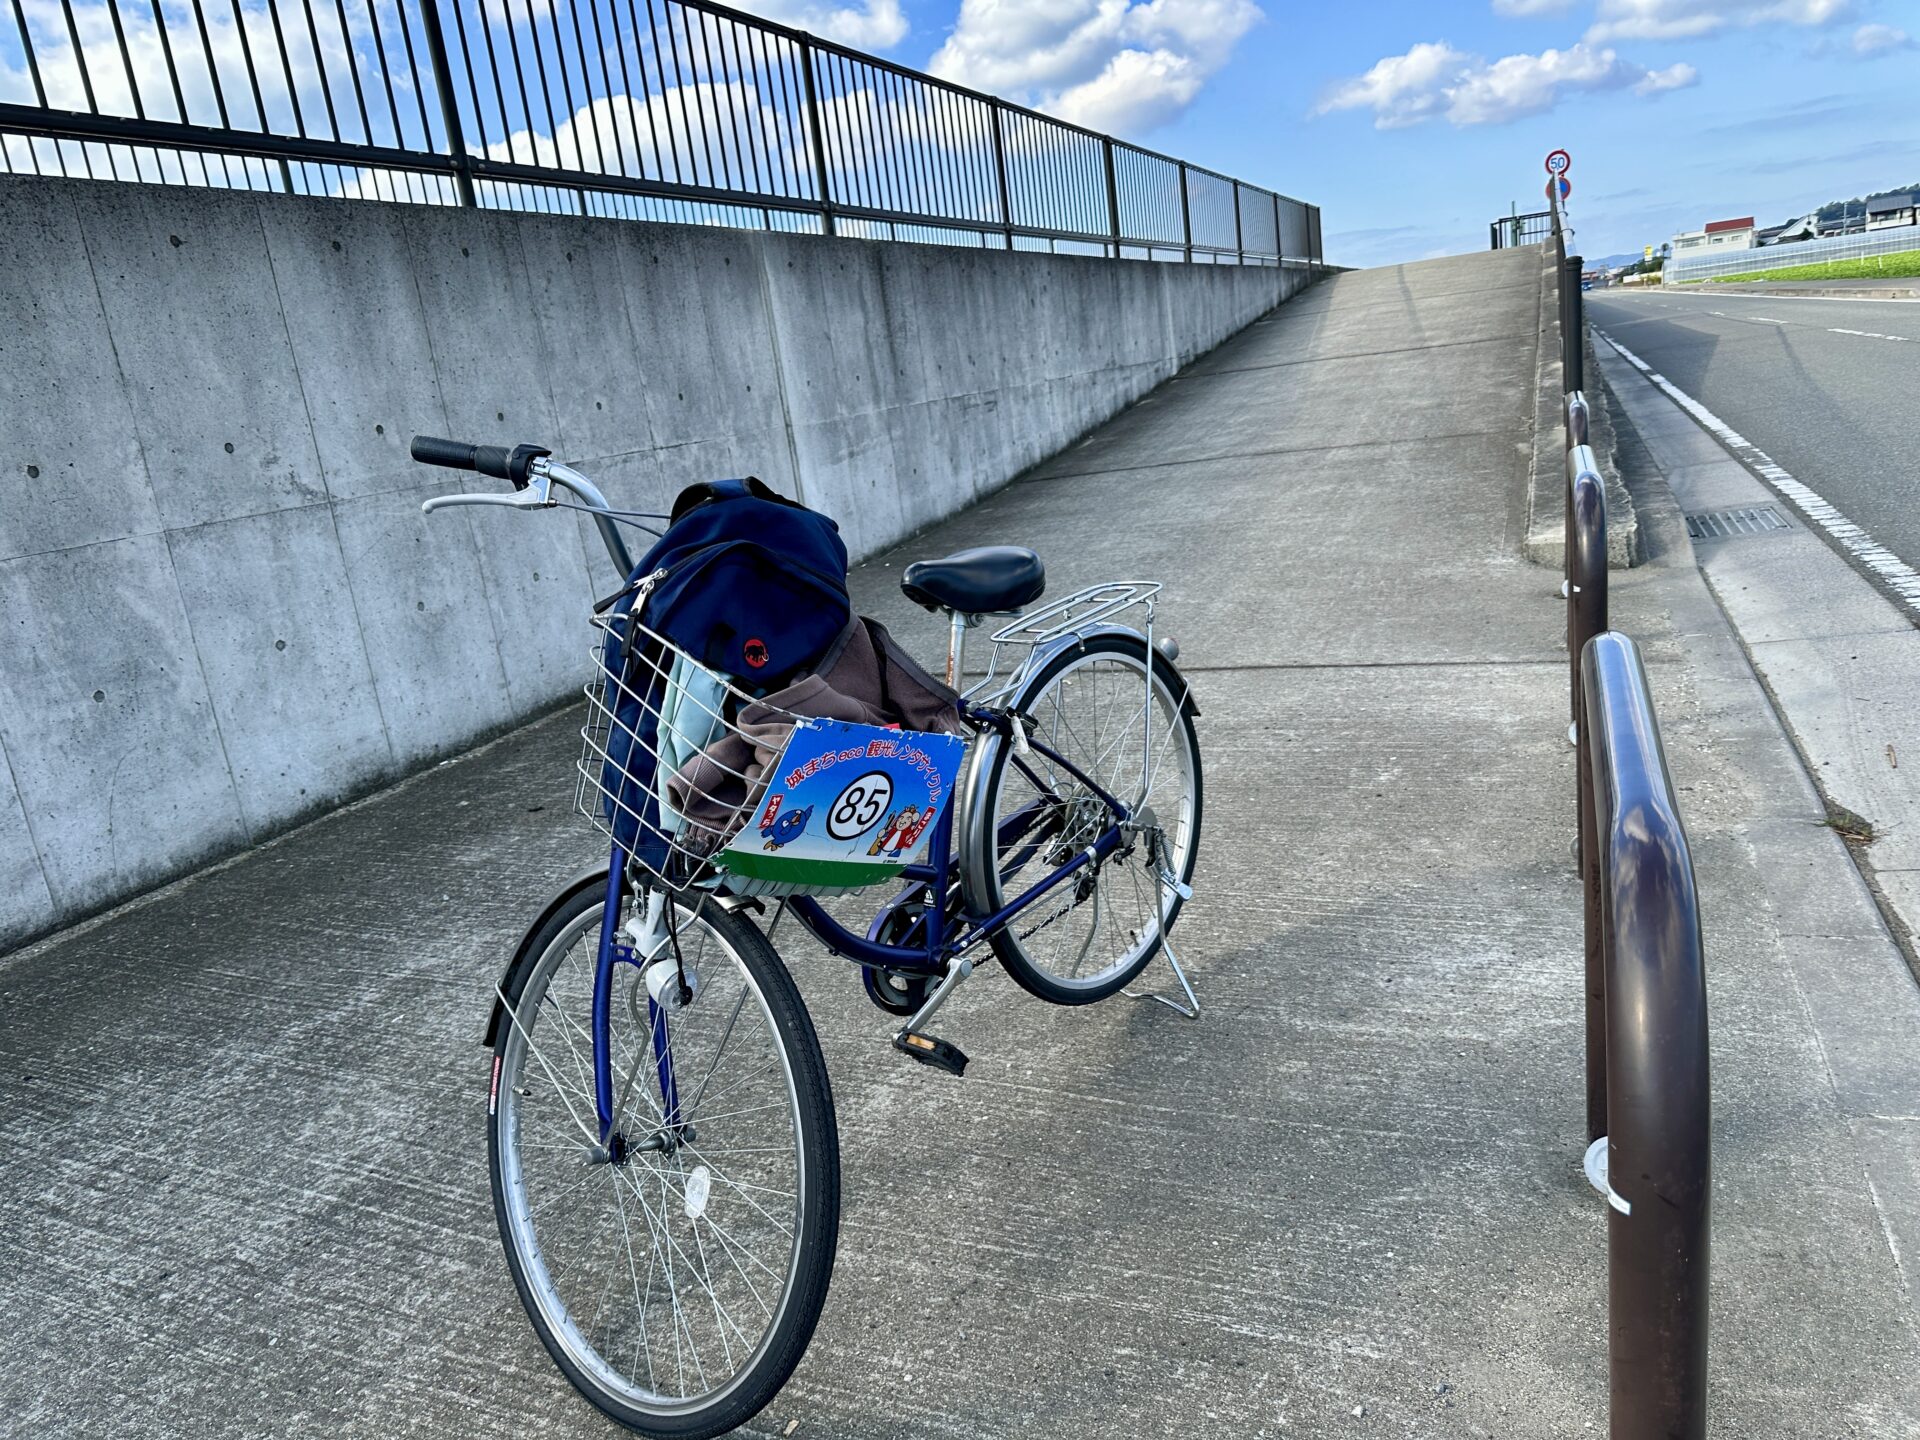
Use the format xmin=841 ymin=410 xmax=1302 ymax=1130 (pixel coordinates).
xmin=960 ymin=582 xmax=1163 ymax=707
xmin=988 ymin=581 xmax=1161 ymax=648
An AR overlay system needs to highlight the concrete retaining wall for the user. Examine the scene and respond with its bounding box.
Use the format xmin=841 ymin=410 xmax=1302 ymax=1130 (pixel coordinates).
xmin=0 ymin=174 xmax=1312 ymax=949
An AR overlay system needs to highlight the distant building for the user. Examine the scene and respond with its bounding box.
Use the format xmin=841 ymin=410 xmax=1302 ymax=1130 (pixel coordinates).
xmin=1757 ymin=214 xmax=1819 ymax=246
xmin=1671 ymin=216 xmax=1757 ymax=254
xmin=1866 ymin=193 xmax=1918 ymax=231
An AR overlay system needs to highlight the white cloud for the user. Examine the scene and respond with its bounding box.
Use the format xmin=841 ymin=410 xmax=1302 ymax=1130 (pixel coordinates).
xmin=1633 ymin=60 xmax=1699 ymax=92
xmin=1851 ymin=21 xmax=1914 ymax=54
xmin=1492 ymin=0 xmax=1577 ymax=14
xmin=1586 ymin=0 xmax=1851 ymax=42
xmin=1311 ymin=40 xmax=1468 ymax=128
xmin=731 ymin=0 xmax=907 ymax=50
xmin=1315 ymin=39 xmax=1690 ymax=129
xmin=928 ymin=0 xmax=1262 ymax=135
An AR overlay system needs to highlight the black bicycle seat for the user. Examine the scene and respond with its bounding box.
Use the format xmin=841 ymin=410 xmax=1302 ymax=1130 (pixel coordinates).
xmin=900 ymin=546 xmax=1045 ymax=614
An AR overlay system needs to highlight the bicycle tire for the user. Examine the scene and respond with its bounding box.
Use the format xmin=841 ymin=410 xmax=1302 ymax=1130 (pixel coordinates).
xmin=977 ymin=632 xmax=1203 ymax=1005
xmin=488 ymin=883 xmax=839 ymax=1438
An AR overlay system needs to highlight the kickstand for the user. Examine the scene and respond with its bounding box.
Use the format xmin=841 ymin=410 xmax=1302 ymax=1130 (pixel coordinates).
xmin=1123 ymin=830 xmax=1199 ymax=1018
xmin=1122 ymin=929 xmax=1199 ymax=1018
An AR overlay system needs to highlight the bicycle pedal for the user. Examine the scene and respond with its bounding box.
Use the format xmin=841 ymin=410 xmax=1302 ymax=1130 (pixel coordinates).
xmin=892 ymin=1029 xmax=968 ymax=1077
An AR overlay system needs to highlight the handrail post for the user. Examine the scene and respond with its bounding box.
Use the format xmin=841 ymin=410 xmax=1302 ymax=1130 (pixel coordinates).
xmin=1275 ymin=193 xmax=1285 ymax=267
xmin=1580 ymin=633 xmax=1711 ymax=1440
xmin=1569 ymin=450 xmax=1608 ymax=1146
xmin=417 ymin=0 xmax=476 ymax=207
xmin=1102 ymin=136 xmax=1120 ymax=260
xmin=798 ymin=40 xmax=835 ymax=236
xmin=1178 ymin=161 xmax=1192 ymax=262
xmin=988 ymin=100 xmax=1013 ymax=250
xmin=1566 ymin=443 xmax=1607 ymax=735
xmin=1232 ymin=181 xmax=1242 ymax=263
xmin=1564 ymin=254 xmax=1585 ymax=391
xmin=1565 ymin=390 xmax=1590 ymax=452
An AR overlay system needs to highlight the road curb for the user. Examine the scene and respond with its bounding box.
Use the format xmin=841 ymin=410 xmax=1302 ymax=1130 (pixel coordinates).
xmin=1679 ymin=280 xmax=1920 ymax=300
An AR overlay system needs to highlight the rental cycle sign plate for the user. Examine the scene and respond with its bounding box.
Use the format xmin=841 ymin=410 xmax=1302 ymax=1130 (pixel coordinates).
xmin=717 ymin=718 xmax=965 ymax=891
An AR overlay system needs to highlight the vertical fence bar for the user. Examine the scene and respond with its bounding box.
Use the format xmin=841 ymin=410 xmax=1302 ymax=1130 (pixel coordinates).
xmin=417 ymin=0 xmax=476 ymax=205
xmin=1101 ymin=135 xmax=1119 ymax=258
xmin=988 ymin=99 xmax=1012 ymax=248
xmin=1177 ymin=161 xmax=1191 ymax=261
xmin=797 ymin=39 xmax=834 ymax=235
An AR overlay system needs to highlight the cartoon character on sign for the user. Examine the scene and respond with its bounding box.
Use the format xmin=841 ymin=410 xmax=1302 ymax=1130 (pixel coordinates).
xmin=867 ymin=805 xmax=924 ymax=858
xmin=761 ymin=804 xmax=813 ymax=850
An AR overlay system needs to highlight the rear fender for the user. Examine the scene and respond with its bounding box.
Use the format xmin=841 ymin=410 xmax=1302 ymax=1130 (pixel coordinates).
xmin=956 ymin=625 xmax=1199 ymax=916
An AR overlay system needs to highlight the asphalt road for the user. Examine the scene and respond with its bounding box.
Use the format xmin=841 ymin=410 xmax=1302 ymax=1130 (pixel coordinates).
xmin=1585 ymin=287 xmax=1920 ymax=577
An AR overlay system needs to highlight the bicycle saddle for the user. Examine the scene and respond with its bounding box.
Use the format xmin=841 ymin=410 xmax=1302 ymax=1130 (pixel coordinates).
xmin=900 ymin=546 xmax=1045 ymax=614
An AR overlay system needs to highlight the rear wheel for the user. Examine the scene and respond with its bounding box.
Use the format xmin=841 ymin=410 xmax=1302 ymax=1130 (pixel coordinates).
xmin=977 ymin=634 xmax=1202 ymax=1004
xmin=489 ymin=884 xmax=839 ymax=1438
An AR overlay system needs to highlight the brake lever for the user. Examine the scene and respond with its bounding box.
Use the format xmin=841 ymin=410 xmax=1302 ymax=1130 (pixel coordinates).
xmin=421 ymin=473 xmax=555 ymax=516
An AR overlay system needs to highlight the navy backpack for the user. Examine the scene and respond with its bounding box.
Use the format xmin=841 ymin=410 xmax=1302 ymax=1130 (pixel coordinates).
xmin=598 ymin=478 xmax=851 ymax=864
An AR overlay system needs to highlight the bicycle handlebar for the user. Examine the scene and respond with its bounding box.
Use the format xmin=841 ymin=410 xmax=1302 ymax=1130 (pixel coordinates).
xmin=409 ymin=435 xmax=550 ymax=490
xmin=412 ymin=436 xmax=637 ymax=578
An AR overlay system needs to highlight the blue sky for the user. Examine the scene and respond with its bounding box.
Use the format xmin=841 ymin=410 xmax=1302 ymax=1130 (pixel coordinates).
xmin=872 ymin=0 xmax=1920 ymax=265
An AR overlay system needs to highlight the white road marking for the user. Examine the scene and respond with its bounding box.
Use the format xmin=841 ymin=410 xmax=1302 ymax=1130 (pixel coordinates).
xmin=1597 ymin=330 xmax=1920 ymax=617
xmin=1621 ymin=301 xmax=1909 ymax=341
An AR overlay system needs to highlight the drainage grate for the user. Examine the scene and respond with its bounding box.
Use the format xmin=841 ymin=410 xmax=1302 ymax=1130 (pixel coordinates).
xmin=1685 ymin=506 xmax=1792 ymax=540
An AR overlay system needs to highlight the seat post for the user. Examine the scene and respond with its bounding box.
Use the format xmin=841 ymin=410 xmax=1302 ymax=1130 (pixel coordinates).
xmin=945 ymin=609 xmax=968 ymax=690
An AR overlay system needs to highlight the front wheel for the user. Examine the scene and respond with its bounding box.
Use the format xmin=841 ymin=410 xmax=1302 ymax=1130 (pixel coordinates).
xmin=489 ymin=883 xmax=840 ymax=1438
xmin=977 ymin=633 xmax=1203 ymax=1004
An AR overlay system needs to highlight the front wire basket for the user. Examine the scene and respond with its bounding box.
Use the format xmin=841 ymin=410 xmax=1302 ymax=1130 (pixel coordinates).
xmin=575 ymin=610 xmax=956 ymax=898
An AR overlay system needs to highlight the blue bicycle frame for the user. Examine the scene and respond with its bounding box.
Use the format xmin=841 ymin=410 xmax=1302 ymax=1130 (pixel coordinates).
xmin=586 ymin=711 xmax=1136 ymax=1142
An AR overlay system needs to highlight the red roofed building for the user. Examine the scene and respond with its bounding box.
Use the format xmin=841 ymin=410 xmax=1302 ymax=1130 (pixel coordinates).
xmin=1672 ymin=216 xmax=1757 ymax=255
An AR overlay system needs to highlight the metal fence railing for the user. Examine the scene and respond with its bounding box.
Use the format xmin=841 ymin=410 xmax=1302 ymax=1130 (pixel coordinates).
xmin=0 ymin=0 xmax=1321 ymax=265
xmin=1546 ymin=187 xmax=1712 ymax=1440
xmin=1665 ymin=222 xmax=1918 ymax=281
xmin=1491 ymin=209 xmax=1553 ymax=249
xmin=1578 ymin=631 xmax=1711 ymax=1440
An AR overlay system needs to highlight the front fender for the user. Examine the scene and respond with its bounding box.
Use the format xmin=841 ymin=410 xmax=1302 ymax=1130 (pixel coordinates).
xmin=480 ymin=866 xmax=611 ymax=1049
xmin=480 ymin=870 xmax=764 ymax=1047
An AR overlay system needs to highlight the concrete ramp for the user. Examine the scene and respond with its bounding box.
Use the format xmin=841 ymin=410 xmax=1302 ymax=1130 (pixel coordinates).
xmin=5 ymin=244 xmax=1918 ymax=1436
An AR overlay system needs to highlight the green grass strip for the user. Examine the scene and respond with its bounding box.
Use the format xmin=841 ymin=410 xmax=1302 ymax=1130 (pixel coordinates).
xmin=1679 ymin=247 xmax=1920 ymax=285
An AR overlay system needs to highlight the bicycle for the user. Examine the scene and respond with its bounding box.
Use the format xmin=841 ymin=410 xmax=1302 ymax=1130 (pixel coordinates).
xmin=411 ymin=435 xmax=1204 ymax=1438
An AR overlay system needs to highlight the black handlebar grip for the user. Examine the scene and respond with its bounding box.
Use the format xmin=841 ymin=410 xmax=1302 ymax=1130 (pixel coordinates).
xmin=410 ymin=435 xmax=551 ymax=490
xmin=409 ymin=435 xmax=478 ymax=470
